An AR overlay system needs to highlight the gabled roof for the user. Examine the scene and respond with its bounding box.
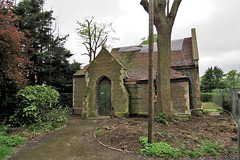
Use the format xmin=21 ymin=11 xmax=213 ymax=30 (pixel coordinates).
xmin=74 ymin=37 xmax=195 ymax=81
xmin=73 ymin=64 xmax=90 ymax=76
xmin=73 ymin=47 xmax=126 ymax=77
xmin=111 ymin=38 xmax=193 ymax=82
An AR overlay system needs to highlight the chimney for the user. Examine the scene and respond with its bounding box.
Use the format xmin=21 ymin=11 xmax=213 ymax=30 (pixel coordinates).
xmin=191 ymin=28 xmax=199 ymax=67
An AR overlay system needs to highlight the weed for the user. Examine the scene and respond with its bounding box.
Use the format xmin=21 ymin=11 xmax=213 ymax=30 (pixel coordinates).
xmin=0 ymin=145 xmax=12 ymax=160
xmin=231 ymin=145 xmax=238 ymax=151
xmin=94 ymin=129 xmax=103 ymax=135
xmin=166 ymin=133 xmax=172 ymax=139
xmin=157 ymin=132 xmax=162 ymax=137
xmin=0 ymin=126 xmax=25 ymax=160
xmin=182 ymin=141 xmax=190 ymax=144
xmin=102 ymin=126 xmax=107 ymax=129
xmin=139 ymin=137 xmax=182 ymax=158
xmin=198 ymin=141 xmax=223 ymax=156
xmin=139 ymin=137 xmax=223 ymax=159
xmin=155 ymin=112 xmax=166 ymax=124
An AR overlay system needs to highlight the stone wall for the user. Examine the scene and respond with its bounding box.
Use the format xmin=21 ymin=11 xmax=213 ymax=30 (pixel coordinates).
xmin=177 ymin=68 xmax=201 ymax=110
xmin=73 ymin=76 xmax=86 ymax=115
xmin=170 ymin=80 xmax=191 ymax=116
xmin=188 ymin=68 xmax=201 ymax=110
xmin=125 ymin=82 xmax=148 ymax=115
xmin=126 ymin=80 xmax=191 ymax=118
xmin=83 ymin=48 xmax=129 ymax=117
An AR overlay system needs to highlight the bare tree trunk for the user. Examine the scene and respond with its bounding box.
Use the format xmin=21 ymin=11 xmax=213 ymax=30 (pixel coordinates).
xmin=148 ymin=0 xmax=154 ymax=144
xmin=155 ymin=27 xmax=172 ymax=116
xmin=140 ymin=0 xmax=182 ymax=117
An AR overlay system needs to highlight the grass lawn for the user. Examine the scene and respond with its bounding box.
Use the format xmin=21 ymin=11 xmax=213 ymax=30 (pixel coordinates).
xmin=202 ymin=102 xmax=223 ymax=114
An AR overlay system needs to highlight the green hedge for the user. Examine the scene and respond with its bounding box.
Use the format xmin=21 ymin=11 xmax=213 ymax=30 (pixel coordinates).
xmin=201 ymin=93 xmax=215 ymax=102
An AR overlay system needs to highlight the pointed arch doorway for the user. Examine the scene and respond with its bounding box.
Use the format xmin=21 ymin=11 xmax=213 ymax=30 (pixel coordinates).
xmin=98 ymin=77 xmax=111 ymax=116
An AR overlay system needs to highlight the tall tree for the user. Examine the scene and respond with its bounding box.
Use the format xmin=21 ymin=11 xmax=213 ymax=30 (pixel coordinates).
xmin=15 ymin=0 xmax=55 ymax=84
xmin=0 ymin=0 xmax=33 ymax=88
xmin=15 ymin=0 xmax=81 ymax=107
xmin=140 ymin=0 xmax=182 ymax=116
xmin=0 ymin=0 xmax=33 ymax=118
xmin=224 ymin=70 xmax=240 ymax=88
xmin=15 ymin=0 xmax=53 ymax=53
xmin=76 ymin=17 xmax=117 ymax=63
xmin=200 ymin=66 xmax=225 ymax=92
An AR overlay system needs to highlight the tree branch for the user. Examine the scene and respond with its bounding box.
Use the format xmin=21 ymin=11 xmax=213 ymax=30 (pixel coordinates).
xmin=169 ymin=0 xmax=182 ymax=18
xmin=140 ymin=0 xmax=149 ymax=13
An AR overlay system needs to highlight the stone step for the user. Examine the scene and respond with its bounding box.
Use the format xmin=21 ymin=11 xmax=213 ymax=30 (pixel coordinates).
xmin=208 ymin=112 xmax=221 ymax=116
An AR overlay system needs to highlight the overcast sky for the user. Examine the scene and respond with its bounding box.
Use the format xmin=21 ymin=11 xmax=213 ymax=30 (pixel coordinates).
xmin=41 ymin=0 xmax=240 ymax=76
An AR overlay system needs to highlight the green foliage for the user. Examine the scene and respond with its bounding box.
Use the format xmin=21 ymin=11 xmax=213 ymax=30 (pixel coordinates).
xmin=102 ymin=126 xmax=107 ymax=129
xmin=0 ymin=126 xmax=25 ymax=160
xmin=9 ymin=85 xmax=67 ymax=130
xmin=198 ymin=141 xmax=223 ymax=155
xmin=224 ymin=70 xmax=240 ymax=87
xmin=76 ymin=16 xmax=118 ymax=62
xmin=0 ymin=145 xmax=12 ymax=160
xmin=155 ymin=112 xmax=171 ymax=124
xmin=94 ymin=129 xmax=103 ymax=135
xmin=200 ymin=93 xmax=214 ymax=102
xmin=139 ymin=137 xmax=182 ymax=158
xmin=201 ymin=66 xmax=225 ymax=93
xmin=155 ymin=112 xmax=166 ymax=124
xmin=139 ymin=137 xmax=223 ymax=158
xmin=14 ymin=0 xmax=81 ymax=106
xmin=140 ymin=34 xmax=158 ymax=45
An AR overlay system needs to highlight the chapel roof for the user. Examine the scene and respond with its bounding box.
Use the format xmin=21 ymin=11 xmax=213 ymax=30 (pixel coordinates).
xmin=74 ymin=37 xmax=195 ymax=81
xmin=111 ymin=37 xmax=193 ymax=81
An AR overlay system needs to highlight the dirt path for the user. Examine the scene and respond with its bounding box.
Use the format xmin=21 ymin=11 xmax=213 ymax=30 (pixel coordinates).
xmin=8 ymin=118 xmax=153 ymax=160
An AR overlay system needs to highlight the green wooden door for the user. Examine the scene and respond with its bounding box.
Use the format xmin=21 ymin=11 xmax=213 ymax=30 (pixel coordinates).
xmin=98 ymin=77 xmax=111 ymax=116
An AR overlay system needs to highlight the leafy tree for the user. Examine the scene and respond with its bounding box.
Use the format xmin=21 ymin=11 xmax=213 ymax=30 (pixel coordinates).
xmin=224 ymin=70 xmax=240 ymax=87
xmin=76 ymin=17 xmax=118 ymax=63
xmin=15 ymin=0 xmax=81 ymax=106
xmin=0 ymin=0 xmax=33 ymax=88
xmin=0 ymin=0 xmax=33 ymax=119
xmin=14 ymin=0 xmax=53 ymax=53
xmin=140 ymin=0 xmax=182 ymax=116
xmin=200 ymin=66 xmax=225 ymax=92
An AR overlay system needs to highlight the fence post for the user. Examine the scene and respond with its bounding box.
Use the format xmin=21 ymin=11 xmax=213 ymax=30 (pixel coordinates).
xmin=237 ymin=91 xmax=240 ymax=160
xmin=232 ymin=88 xmax=237 ymax=118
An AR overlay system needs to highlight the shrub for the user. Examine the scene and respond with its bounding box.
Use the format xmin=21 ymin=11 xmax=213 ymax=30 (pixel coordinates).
xmin=9 ymin=85 xmax=67 ymax=130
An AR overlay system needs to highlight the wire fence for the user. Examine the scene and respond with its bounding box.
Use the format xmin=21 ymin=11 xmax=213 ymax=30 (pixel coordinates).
xmin=201 ymin=87 xmax=240 ymax=159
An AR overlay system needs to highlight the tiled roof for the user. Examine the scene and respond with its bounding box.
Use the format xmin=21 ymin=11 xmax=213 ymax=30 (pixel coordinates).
xmin=73 ymin=64 xmax=90 ymax=76
xmin=118 ymin=39 xmax=184 ymax=53
xmin=111 ymin=38 xmax=193 ymax=81
xmin=74 ymin=37 xmax=194 ymax=81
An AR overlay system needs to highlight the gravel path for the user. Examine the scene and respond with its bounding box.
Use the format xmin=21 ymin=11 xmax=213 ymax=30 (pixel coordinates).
xmin=8 ymin=118 xmax=152 ymax=160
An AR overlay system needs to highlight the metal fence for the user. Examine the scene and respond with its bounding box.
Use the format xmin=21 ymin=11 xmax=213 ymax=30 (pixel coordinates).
xmin=232 ymin=87 xmax=240 ymax=160
xmin=201 ymin=87 xmax=240 ymax=159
